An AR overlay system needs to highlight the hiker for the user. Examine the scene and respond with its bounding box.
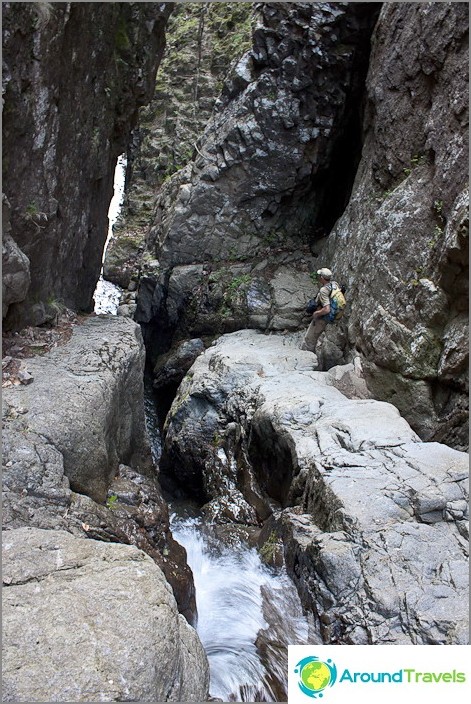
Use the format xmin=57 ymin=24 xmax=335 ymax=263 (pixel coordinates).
xmin=301 ymin=267 xmax=337 ymax=353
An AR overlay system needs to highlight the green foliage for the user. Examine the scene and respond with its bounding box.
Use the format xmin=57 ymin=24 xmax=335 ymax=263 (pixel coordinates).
xmin=46 ymin=296 xmax=64 ymax=314
xmin=428 ymin=224 xmax=444 ymax=249
xmin=227 ymin=274 xmax=251 ymax=294
xmin=141 ymin=1 xmax=254 ymax=188
xmin=261 ymin=230 xmax=279 ymax=246
xmin=24 ymin=202 xmax=47 ymax=230
xmin=25 ymin=202 xmax=39 ymax=217
xmin=410 ymin=153 xmax=427 ymax=167
xmin=433 ymin=199 xmax=443 ymax=216
xmin=206 ymin=2 xmax=254 ymax=76
xmin=259 ymin=531 xmax=281 ymax=566
xmin=106 ymin=494 xmax=119 ymax=510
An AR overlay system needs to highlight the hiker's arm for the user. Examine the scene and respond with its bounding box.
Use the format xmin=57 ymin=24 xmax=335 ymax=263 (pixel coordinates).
xmin=313 ymin=303 xmax=330 ymax=319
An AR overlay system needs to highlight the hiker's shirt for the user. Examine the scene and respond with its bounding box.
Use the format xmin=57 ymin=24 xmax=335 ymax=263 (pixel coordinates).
xmin=315 ymin=284 xmax=331 ymax=318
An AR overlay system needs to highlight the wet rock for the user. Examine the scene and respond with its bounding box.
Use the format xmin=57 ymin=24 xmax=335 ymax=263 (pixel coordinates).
xmin=2 ymin=527 xmax=209 ymax=702
xmin=161 ymin=329 xmax=468 ymax=644
xmin=153 ymin=338 xmax=205 ymax=392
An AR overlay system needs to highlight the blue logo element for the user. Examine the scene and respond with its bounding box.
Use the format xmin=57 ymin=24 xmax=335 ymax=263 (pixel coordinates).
xmin=294 ymin=656 xmax=338 ymax=699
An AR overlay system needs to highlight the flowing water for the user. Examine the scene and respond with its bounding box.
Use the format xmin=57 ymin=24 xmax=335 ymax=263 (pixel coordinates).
xmin=94 ymin=155 xmax=126 ymax=315
xmin=92 ymin=163 xmax=314 ymax=700
xmin=142 ymin=378 xmax=312 ymax=701
xmin=171 ymin=511 xmax=311 ymax=702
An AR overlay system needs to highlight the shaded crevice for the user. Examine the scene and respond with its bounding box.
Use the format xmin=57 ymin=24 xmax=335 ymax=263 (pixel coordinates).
xmin=247 ymin=420 xmax=297 ymax=508
xmin=313 ymin=106 xmax=365 ymax=236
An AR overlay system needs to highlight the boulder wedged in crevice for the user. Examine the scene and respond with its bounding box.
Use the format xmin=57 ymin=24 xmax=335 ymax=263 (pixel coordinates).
xmin=147 ymin=2 xmax=380 ymax=269
xmin=120 ymin=2 xmax=379 ymax=361
xmin=161 ymin=329 xmax=469 ymax=644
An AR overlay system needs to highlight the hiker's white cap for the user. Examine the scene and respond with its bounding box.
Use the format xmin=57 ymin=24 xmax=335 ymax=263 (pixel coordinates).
xmin=317 ymin=268 xmax=332 ymax=278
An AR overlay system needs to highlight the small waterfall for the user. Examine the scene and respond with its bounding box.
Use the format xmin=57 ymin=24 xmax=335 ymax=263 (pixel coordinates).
xmin=94 ymin=155 xmax=126 ymax=314
xmin=143 ymin=323 xmax=312 ymax=702
xmin=171 ymin=511 xmax=311 ymax=702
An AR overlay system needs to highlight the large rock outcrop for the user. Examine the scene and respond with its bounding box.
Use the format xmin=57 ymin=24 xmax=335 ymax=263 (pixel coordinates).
xmin=2 ymin=527 xmax=209 ymax=702
xmin=160 ymin=330 xmax=469 ymax=645
xmin=2 ymin=1 xmax=173 ymax=329
xmin=120 ymin=2 xmax=379 ymax=352
xmin=111 ymin=2 xmax=467 ymax=449
xmin=321 ymin=1 xmax=469 ymax=449
xmin=3 ymin=316 xmax=151 ymax=503
xmin=2 ymin=316 xmax=197 ymax=622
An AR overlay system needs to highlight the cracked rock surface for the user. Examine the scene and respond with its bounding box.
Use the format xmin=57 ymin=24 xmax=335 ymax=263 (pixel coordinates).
xmin=161 ymin=329 xmax=469 ymax=644
xmin=2 ymin=315 xmax=209 ymax=700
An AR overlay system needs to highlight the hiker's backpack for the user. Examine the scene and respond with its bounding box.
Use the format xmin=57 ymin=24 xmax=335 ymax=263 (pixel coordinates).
xmin=327 ymin=282 xmax=346 ymax=322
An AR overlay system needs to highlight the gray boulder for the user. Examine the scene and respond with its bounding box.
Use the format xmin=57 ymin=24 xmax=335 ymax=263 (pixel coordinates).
xmin=2 ymin=315 xmax=151 ymax=504
xmin=2 ymin=527 xmax=209 ymax=702
xmin=160 ymin=330 xmax=469 ymax=644
xmin=2 ymin=315 xmax=197 ymax=621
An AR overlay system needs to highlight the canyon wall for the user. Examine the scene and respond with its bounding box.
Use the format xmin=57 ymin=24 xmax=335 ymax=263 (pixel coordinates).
xmin=321 ymin=1 xmax=469 ymax=449
xmin=2 ymin=1 xmax=173 ymax=329
xmin=112 ymin=2 xmax=468 ymax=449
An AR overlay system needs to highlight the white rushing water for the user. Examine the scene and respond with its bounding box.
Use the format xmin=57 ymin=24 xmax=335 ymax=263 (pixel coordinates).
xmin=171 ymin=513 xmax=310 ymax=702
xmin=94 ymin=155 xmax=127 ymax=314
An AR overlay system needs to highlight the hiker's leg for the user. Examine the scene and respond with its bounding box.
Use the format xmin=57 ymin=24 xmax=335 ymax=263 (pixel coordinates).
xmin=301 ymin=318 xmax=327 ymax=352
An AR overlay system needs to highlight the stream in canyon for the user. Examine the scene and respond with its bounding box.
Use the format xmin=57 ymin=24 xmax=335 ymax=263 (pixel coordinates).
xmin=143 ymin=378 xmax=312 ymax=702
xmin=170 ymin=509 xmax=311 ymax=702
xmin=95 ymin=158 xmax=312 ymax=702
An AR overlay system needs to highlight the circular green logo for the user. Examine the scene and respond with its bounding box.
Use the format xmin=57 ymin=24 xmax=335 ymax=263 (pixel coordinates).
xmin=295 ymin=657 xmax=337 ymax=698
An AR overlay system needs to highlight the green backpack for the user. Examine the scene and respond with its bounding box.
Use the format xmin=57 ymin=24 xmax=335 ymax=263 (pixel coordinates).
xmin=327 ymin=282 xmax=346 ymax=322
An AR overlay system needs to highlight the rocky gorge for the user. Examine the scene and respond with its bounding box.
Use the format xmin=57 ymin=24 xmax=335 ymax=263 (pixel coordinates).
xmin=2 ymin=2 xmax=469 ymax=703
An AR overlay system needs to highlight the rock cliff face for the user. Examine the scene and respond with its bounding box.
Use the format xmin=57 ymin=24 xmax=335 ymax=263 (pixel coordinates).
xmin=147 ymin=2 xmax=379 ymax=268
xmin=321 ymin=1 xmax=469 ymax=449
xmin=104 ymin=2 xmax=254 ymax=290
xmin=2 ymin=1 xmax=173 ymax=329
xmin=130 ymin=2 xmax=379 ymax=356
xmin=112 ymin=1 xmax=467 ymax=450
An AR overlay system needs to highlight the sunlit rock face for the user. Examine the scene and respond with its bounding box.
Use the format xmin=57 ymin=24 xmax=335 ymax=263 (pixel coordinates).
xmin=160 ymin=330 xmax=469 ymax=645
xmin=2 ymin=1 xmax=172 ymax=329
